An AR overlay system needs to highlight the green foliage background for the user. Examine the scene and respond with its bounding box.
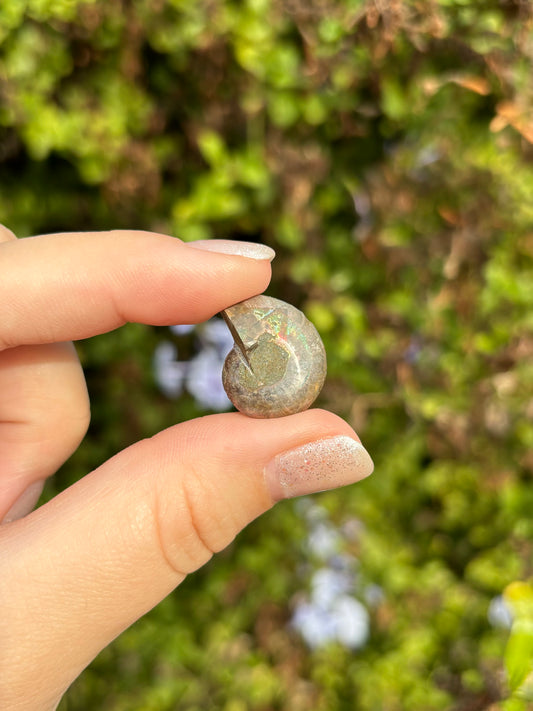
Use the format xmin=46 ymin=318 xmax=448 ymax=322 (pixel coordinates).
xmin=2 ymin=0 xmax=533 ymax=708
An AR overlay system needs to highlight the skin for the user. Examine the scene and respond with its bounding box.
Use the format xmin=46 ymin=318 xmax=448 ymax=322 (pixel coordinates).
xmin=0 ymin=227 xmax=365 ymax=711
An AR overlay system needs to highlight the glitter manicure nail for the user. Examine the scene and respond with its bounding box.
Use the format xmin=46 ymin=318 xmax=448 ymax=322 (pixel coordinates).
xmin=264 ymin=435 xmax=374 ymax=501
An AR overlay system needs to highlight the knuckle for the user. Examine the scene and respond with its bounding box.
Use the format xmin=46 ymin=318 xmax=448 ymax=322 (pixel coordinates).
xmin=153 ymin=465 xmax=227 ymax=577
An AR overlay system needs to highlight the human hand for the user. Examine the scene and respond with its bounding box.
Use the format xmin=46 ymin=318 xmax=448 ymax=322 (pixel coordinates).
xmin=0 ymin=226 xmax=374 ymax=711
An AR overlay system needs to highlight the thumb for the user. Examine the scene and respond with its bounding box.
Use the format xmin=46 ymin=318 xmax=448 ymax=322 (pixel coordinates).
xmin=0 ymin=410 xmax=373 ymax=711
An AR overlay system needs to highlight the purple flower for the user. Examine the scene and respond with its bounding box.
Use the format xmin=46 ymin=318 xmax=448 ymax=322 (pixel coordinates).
xmin=169 ymin=324 xmax=196 ymax=336
xmin=200 ymin=318 xmax=234 ymax=357
xmin=154 ymin=317 xmax=236 ymax=411
xmin=307 ymin=522 xmax=343 ymax=560
xmin=292 ymin=563 xmax=370 ymax=651
xmin=153 ymin=341 xmax=187 ymax=398
xmin=186 ymin=348 xmax=232 ymax=411
xmin=310 ymin=567 xmax=353 ymax=608
xmin=291 ymin=601 xmax=338 ymax=649
xmin=329 ymin=595 xmax=370 ymax=649
xmin=291 ymin=592 xmax=370 ymax=651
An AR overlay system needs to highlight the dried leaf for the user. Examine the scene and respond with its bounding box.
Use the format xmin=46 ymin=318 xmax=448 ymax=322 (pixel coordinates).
xmin=449 ymin=75 xmax=491 ymax=95
xmin=493 ymin=101 xmax=533 ymax=144
xmin=423 ymin=73 xmax=491 ymax=97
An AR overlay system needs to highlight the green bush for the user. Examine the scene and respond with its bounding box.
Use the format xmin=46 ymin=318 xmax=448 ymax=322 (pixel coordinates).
xmin=2 ymin=0 xmax=533 ymax=708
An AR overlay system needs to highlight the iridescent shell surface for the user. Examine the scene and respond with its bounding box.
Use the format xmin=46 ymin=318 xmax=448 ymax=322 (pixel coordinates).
xmin=222 ymin=295 xmax=327 ymax=418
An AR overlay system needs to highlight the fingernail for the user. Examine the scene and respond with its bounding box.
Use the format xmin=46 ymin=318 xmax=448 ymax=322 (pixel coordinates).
xmin=264 ymin=435 xmax=374 ymax=501
xmin=189 ymin=239 xmax=275 ymax=261
xmin=0 ymin=224 xmax=17 ymax=242
xmin=1 ymin=480 xmax=45 ymax=524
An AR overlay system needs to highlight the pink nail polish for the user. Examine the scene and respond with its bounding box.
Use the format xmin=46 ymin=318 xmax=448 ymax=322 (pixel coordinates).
xmin=264 ymin=435 xmax=374 ymax=501
xmin=1 ymin=480 xmax=45 ymax=524
xmin=189 ymin=239 xmax=275 ymax=261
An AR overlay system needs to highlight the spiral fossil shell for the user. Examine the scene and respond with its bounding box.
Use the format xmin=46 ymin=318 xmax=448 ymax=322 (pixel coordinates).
xmin=221 ymin=295 xmax=327 ymax=418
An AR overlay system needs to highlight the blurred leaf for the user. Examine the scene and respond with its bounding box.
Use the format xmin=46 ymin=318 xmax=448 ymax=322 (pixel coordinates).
xmin=492 ymin=102 xmax=533 ymax=145
xmin=197 ymin=130 xmax=227 ymax=166
xmin=505 ymin=620 xmax=533 ymax=693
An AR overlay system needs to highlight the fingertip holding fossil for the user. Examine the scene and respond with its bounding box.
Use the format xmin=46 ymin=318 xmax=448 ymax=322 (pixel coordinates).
xmin=221 ymin=295 xmax=327 ymax=418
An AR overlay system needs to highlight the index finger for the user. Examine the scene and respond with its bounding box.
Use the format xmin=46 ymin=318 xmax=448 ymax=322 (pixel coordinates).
xmin=0 ymin=230 xmax=274 ymax=350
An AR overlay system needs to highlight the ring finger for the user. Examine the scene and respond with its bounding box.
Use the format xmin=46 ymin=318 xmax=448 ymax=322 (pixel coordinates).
xmin=0 ymin=226 xmax=90 ymax=521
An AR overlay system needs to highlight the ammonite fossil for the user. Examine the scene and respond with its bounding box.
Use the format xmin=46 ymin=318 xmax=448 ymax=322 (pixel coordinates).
xmin=221 ymin=295 xmax=327 ymax=418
